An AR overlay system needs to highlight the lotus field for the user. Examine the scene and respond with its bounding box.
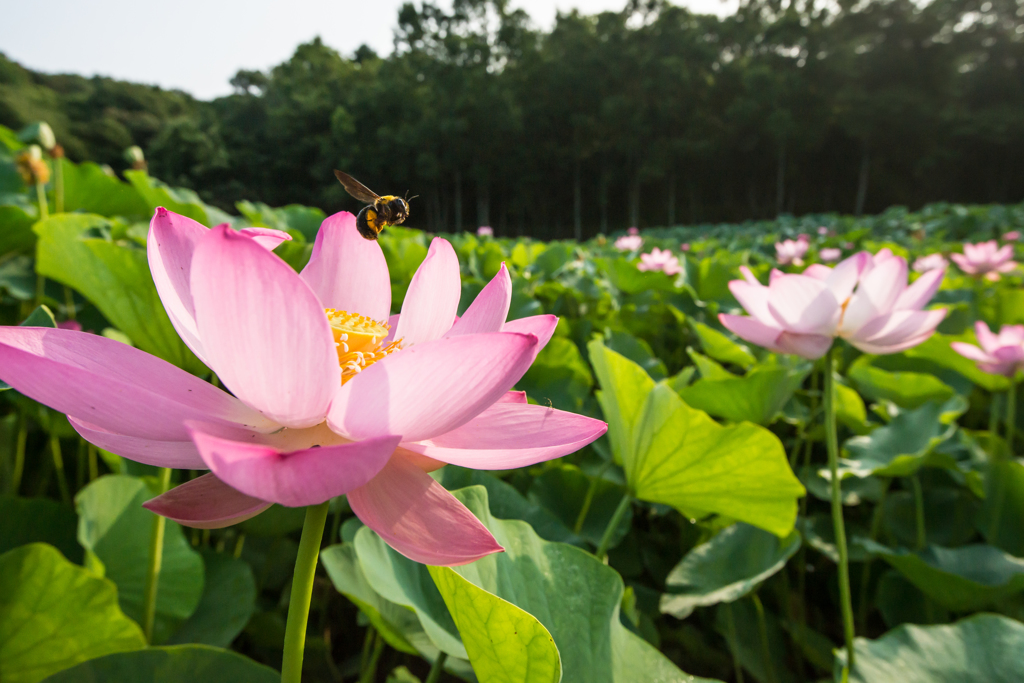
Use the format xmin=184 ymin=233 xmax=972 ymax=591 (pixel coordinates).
xmin=5 ymin=125 xmax=1024 ymax=683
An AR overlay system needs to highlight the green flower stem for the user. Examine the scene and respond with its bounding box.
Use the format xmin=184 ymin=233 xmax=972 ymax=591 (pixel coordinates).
xmin=595 ymin=492 xmax=632 ymax=560
xmin=35 ymin=182 xmax=48 ymax=221
xmin=824 ymin=345 xmax=856 ymax=670
xmin=574 ymin=459 xmax=613 ymax=534
xmin=751 ymin=593 xmax=777 ymax=683
xmin=988 ymin=380 xmax=1018 ymax=542
xmin=281 ymin=500 xmax=330 ymax=683
xmin=425 ymin=652 xmax=448 ymax=683
xmin=724 ymin=602 xmax=745 ymax=683
xmin=857 ymin=477 xmax=890 ymax=631
xmin=358 ymin=630 xmax=386 ymax=683
xmin=54 ymin=156 xmax=64 ymax=213
xmin=142 ymin=467 xmax=172 ymax=643
xmin=911 ymin=473 xmax=926 ymax=550
xmin=10 ymin=415 xmax=26 ymax=495
xmin=49 ymin=433 xmax=70 ymax=504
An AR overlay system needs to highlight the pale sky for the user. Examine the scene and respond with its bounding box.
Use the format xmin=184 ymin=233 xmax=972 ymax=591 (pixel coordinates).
xmin=1 ymin=0 xmax=738 ymax=100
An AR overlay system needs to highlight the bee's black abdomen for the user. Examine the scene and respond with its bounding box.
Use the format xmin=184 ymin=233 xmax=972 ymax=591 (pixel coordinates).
xmin=356 ymin=206 xmax=380 ymax=240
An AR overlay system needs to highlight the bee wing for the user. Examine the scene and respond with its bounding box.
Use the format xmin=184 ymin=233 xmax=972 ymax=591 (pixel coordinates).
xmin=334 ymin=170 xmax=381 ymax=203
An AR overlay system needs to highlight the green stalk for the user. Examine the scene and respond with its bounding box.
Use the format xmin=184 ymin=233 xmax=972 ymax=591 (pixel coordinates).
xmin=724 ymin=602 xmax=745 ymax=683
xmin=54 ymin=156 xmax=64 ymax=213
xmin=857 ymin=478 xmax=889 ymax=631
xmin=35 ymin=182 xmax=48 ymax=220
xmin=575 ymin=459 xmax=613 ymax=534
xmin=595 ymin=493 xmax=632 ymax=560
xmin=988 ymin=381 xmax=1017 ymax=542
xmin=752 ymin=593 xmax=777 ymax=683
xmin=49 ymin=433 xmax=69 ymax=504
xmin=824 ymin=345 xmax=856 ymax=670
xmin=911 ymin=473 xmax=926 ymax=550
xmin=425 ymin=652 xmax=448 ymax=683
xmin=281 ymin=500 xmax=330 ymax=683
xmin=142 ymin=467 xmax=172 ymax=643
xmin=358 ymin=630 xmax=386 ymax=683
xmin=10 ymin=415 xmax=26 ymax=495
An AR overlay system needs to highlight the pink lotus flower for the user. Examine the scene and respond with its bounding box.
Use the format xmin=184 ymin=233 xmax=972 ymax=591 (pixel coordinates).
xmin=720 ymin=250 xmax=946 ymax=359
xmin=913 ymin=253 xmax=948 ymax=273
xmin=57 ymin=320 xmax=82 ymax=332
xmin=1005 ymin=231 xmax=1020 ymax=241
xmin=614 ymin=234 xmax=643 ymax=251
xmin=820 ymin=248 xmax=841 ymax=263
xmin=680 ymin=243 xmax=691 ymax=252
xmin=0 ymin=208 xmax=605 ymax=566
xmin=476 ymin=226 xmax=493 ymax=237
xmin=951 ymin=241 xmax=1017 ymax=281
xmin=627 ymin=227 xmax=640 ymax=236
xmin=817 ymin=226 xmax=830 ymax=236
xmin=952 ymin=322 xmax=1024 ymax=377
xmin=776 ymin=236 xmax=809 ymax=266
xmin=638 ymin=247 xmax=683 ymax=276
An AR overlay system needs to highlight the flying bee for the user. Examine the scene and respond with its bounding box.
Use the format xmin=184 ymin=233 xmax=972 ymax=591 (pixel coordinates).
xmin=334 ymin=170 xmax=411 ymax=240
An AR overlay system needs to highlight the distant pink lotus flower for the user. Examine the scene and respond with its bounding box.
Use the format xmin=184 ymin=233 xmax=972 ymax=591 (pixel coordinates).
xmin=680 ymin=243 xmax=691 ymax=252
xmin=1005 ymin=231 xmax=1020 ymax=241
xmin=638 ymin=247 xmax=683 ymax=276
xmin=776 ymin=236 xmax=809 ymax=266
xmin=57 ymin=320 xmax=82 ymax=332
xmin=476 ymin=226 xmax=493 ymax=237
xmin=952 ymin=322 xmax=1024 ymax=377
xmin=844 ymin=242 xmax=856 ymax=250
xmin=614 ymin=234 xmax=643 ymax=251
xmin=820 ymin=248 xmax=841 ymax=262
xmin=817 ymin=226 xmax=830 ymax=236
xmin=0 ymin=208 xmax=605 ymax=566
xmin=951 ymin=241 xmax=1017 ymax=281
xmin=913 ymin=253 xmax=949 ymax=273
xmin=627 ymin=227 xmax=640 ymax=236
xmin=720 ymin=250 xmax=946 ymax=359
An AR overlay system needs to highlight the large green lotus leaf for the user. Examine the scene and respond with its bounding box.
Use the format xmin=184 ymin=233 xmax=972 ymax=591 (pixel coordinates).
xmin=600 ymin=257 xmax=679 ymax=294
xmin=977 ymin=460 xmax=1024 ymax=556
xmin=352 ymin=527 xmax=467 ymax=659
xmin=874 ymin=570 xmax=949 ymax=629
xmin=440 ymin=486 xmax=720 ymax=683
xmin=165 ymin=550 xmax=255 ymax=648
xmin=661 ymin=523 xmax=801 ymax=618
xmin=123 ymin=171 xmax=225 ymax=226
xmin=865 ymin=540 xmax=1024 ymax=611
xmin=900 ymin=332 xmax=1010 ymax=392
xmin=675 ymin=364 xmax=810 ymax=425
xmin=847 ymin=355 xmax=955 ymax=409
xmin=603 ymin=330 xmax=668 ymax=379
xmin=689 ymin=320 xmax=756 ymax=369
xmin=438 ymin=466 xmax=581 ymax=545
xmin=76 ymin=475 xmax=204 ymax=643
xmin=687 ymin=348 xmax=734 ymax=381
xmin=527 ymin=463 xmax=632 ymax=547
xmin=517 ymin=335 xmax=594 ymax=413
xmin=60 ymin=160 xmax=148 ymax=218
xmin=592 ymin=341 xmax=803 ymax=536
xmin=834 ymin=379 xmax=870 ymax=434
xmin=840 ymin=614 xmax=1024 ymax=682
xmin=0 ymin=205 xmax=36 ymax=256
xmin=0 ymin=495 xmax=82 ymax=563
xmin=429 ymin=565 xmax=562 ymax=683
xmin=40 ymin=644 xmax=279 ymax=682
xmin=34 ymin=213 xmax=206 ymax=375
xmin=0 ymin=543 xmax=146 ymax=683
xmin=838 ymin=397 xmax=968 ymax=478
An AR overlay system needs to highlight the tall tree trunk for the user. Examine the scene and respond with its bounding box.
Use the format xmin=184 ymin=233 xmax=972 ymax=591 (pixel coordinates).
xmin=855 ymin=144 xmax=870 ymax=215
xmin=667 ymin=172 xmax=676 ymax=227
xmin=688 ymin=178 xmax=697 ymax=223
xmin=776 ymin=142 xmax=786 ymax=216
xmin=454 ymin=169 xmax=463 ymax=232
xmin=573 ymin=159 xmax=582 ymax=242
xmin=476 ymin=176 xmax=489 ymax=227
xmin=629 ymin=171 xmax=640 ymax=228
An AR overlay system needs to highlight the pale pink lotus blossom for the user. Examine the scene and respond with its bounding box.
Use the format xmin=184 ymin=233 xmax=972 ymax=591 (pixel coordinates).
xmin=951 ymin=241 xmax=1017 ymax=281
xmin=627 ymin=227 xmax=640 ymax=236
xmin=638 ymin=248 xmax=683 ymax=276
xmin=720 ymin=250 xmax=946 ymax=359
xmin=913 ymin=253 xmax=949 ymax=273
xmin=844 ymin=242 xmax=856 ymax=250
xmin=952 ymin=322 xmax=1024 ymax=378
xmin=817 ymin=226 xmax=830 ymax=236
xmin=680 ymin=243 xmax=691 ymax=252
xmin=776 ymin=236 xmax=809 ymax=266
xmin=476 ymin=226 xmax=493 ymax=237
xmin=614 ymin=234 xmax=643 ymax=251
xmin=820 ymin=248 xmax=841 ymax=262
xmin=0 ymin=208 xmax=605 ymax=566
xmin=57 ymin=320 xmax=82 ymax=332
xmin=1005 ymin=231 xmax=1020 ymax=241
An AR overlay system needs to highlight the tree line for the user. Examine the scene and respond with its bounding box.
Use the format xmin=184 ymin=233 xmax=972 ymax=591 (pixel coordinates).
xmin=2 ymin=0 xmax=1023 ymax=238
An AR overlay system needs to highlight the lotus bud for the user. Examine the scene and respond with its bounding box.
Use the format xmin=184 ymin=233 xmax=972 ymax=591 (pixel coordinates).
xmin=124 ymin=145 xmax=147 ymax=170
xmin=15 ymin=145 xmax=50 ymax=185
xmin=18 ymin=122 xmax=56 ymax=151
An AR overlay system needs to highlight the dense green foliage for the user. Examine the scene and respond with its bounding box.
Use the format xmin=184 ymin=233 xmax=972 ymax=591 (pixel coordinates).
xmin=3 ymin=110 xmax=1024 ymax=681
xmin=3 ymin=0 xmax=1024 ymax=236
